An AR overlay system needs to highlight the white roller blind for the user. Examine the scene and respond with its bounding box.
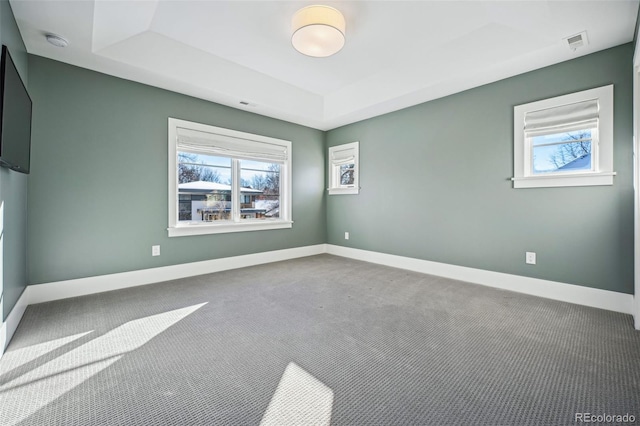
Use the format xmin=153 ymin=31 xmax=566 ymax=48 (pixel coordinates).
xmin=524 ymin=99 xmax=598 ymax=138
xmin=177 ymin=126 xmax=288 ymax=163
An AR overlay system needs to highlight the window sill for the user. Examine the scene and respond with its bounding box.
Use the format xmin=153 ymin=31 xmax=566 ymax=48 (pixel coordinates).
xmin=511 ymin=172 xmax=616 ymax=188
xmin=328 ymin=187 xmax=359 ymax=195
xmin=168 ymin=220 xmax=293 ymax=237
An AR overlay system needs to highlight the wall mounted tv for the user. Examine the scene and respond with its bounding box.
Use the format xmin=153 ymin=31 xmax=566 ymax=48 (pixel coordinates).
xmin=0 ymin=45 xmax=32 ymax=174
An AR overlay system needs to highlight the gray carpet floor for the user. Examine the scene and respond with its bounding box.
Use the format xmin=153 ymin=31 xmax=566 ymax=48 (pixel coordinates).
xmin=1 ymin=254 xmax=639 ymax=425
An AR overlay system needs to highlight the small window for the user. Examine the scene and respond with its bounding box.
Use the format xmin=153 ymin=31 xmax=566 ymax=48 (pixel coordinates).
xmin=328 ymin=142 xmax=359 ymax=195
xmin=168 ymin=118 xmax=292 ymax=237
xmin=513 ymin=85 xmax=615 ymax=188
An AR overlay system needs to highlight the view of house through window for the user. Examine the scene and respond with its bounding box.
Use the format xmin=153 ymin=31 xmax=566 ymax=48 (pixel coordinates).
xmin=240 ymin=160 xmax=280 ymax=220
xmin=178 ymin=152 xmax=280 ymax=223
xmin=168 ymin=117 xmax=291 ymax=237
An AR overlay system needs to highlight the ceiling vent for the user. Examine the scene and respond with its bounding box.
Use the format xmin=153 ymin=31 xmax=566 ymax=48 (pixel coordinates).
xmin=564 ymin=31 xmax=588 ymax=51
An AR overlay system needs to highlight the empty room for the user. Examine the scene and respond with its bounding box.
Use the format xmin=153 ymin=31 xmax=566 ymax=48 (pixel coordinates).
xmin=1 ymin=1 xmax=640 ymax=425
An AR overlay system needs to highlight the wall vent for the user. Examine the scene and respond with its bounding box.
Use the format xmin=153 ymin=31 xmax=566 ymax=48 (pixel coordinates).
xmin=564 ymin=31 xmax=588 ymax=51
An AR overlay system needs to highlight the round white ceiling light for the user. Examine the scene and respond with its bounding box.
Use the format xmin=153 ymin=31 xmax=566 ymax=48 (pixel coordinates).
xmin=291 ymin=5 xmax=345 ymax=58
xmin=45 ymin=34 xmax=69 ymax=48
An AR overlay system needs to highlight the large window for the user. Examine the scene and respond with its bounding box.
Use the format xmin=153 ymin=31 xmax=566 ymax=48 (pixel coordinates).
xmin=168 ymin=118 xmax=292 ymax=237
xmin=512 ymin=85 xmax=615 ymax=188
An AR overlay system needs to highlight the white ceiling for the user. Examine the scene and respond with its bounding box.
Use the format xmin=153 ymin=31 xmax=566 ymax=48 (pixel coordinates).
xmin=10 ymin=0 xmax=640 ymax=131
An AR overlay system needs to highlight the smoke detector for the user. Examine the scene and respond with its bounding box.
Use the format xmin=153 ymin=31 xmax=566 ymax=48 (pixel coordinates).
xmin=564 ymin=31 xmax=588 ymax=51
xmin=45 ymin=34 xmax=69 ymax=48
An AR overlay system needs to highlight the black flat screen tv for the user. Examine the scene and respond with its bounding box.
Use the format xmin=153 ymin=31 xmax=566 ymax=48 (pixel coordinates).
xmin=0 ymin=45 xmax=32 ymax=174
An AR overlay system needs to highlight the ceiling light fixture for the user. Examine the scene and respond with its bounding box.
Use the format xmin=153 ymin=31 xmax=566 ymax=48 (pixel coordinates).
xmin=45 ymin=34 xmax=69 ymax=48
xmin=291 ymin=5 xmax=345 ymax=58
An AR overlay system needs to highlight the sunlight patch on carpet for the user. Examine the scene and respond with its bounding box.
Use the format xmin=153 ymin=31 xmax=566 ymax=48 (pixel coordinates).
xmin=0 ymin=303 xmax=206 ymax=425
xmin=0 ymin=331 xmax=93 ymax=375
xmin=260 ymin=362 xmax=333 ymax=426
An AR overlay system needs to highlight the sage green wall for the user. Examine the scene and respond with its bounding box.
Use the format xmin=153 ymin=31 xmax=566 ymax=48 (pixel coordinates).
xmin=326 ymin=44 xmax=634 ymax=294
xmin=27 ymin=55 xmax=325 ymax=284
xmin=25 ymin=43 xmax=636 ymax=294
xmin=0 ymin=0 xmax=28 ymax=321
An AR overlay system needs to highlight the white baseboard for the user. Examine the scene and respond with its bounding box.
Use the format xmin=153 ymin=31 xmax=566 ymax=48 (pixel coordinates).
xmin=28 ymin=244 xmax=327 ymax=305
xmin=1 ymin=288 xmax=30 ymax=359
xmin=2 ymin=242 xmax=635 ymax=356
xmin=5 ymin=244 xmax=321 ymax=356
xmin=326 ymin=245 xmax=635 ymax=316
xmin=18 ymin=243 xmax=640 ymax=315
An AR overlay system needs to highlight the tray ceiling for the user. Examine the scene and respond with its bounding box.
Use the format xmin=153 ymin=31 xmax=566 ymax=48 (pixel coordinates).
xmin=10 ymin=0 xmax=639 ymax=130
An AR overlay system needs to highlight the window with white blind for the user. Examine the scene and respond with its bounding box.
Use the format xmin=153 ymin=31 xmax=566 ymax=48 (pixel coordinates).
xmin=512 ymin=85 xmax=615 ymax=188
xmin=328 ymin=142 xmax=359 ymax=195
xmin=168 ymin=118 xmax=292 ymax=237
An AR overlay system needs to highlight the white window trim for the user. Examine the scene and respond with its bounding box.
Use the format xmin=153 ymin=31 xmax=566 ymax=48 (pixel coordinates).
xmin=168 ymin=118 xmax=292 ymax=237
xmin=328 ymin=141 xmax=359 ymax=195
xmin=512 ymin=85 xmax=615 ymax=189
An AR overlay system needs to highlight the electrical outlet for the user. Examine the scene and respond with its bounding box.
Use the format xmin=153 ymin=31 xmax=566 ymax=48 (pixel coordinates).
xmin=345 ymin=232 xmax=350 ymax=240
xmin=525 ymin=252 xmax=536 ymax=265
xmin=152 ymin=245 xmax=161 ymax=256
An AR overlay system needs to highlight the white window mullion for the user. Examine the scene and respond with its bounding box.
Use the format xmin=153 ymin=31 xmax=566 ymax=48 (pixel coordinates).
xmin=279 ymin=161 xmax=286 ymax=220
xmin=592 ymin=127 xmax=600 ymax=172
xmin=533 ymin=138 xmax=593 ymax=148
xmin=524 ymin=136 xmax=533 ymax=177
xmin=232 ymin=159 xmax=240 ymax=222
xmin=169 ymin=131 xmax=179 ymax=228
